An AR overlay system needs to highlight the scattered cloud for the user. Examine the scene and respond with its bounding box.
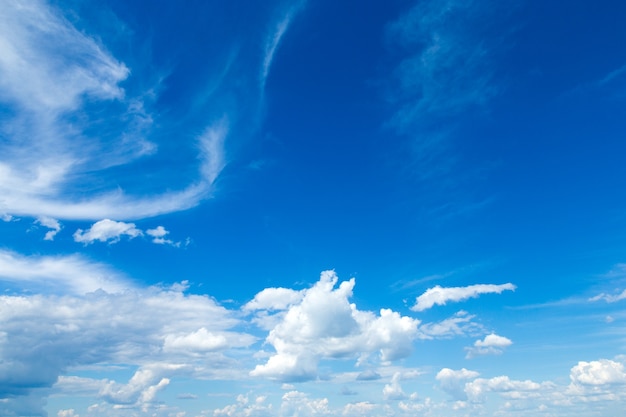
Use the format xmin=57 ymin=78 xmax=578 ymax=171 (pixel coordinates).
xmin=74 ymin=219 xmax=142 ymax=245
xmin=465 ymin=333 xmax=512 ymax=358
xmin=589 ymin=290 xmax=626 ymax=304
xmin=36 ymin=216 xmax=62 ymax=240
xmin=146 ymin=226 xmax=180 ymax=246
xmin=412 ymin=283 xmax=516 ymax=311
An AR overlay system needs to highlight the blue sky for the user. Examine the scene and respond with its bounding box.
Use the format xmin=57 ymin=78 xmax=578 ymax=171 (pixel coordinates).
xmin=2 ymin=0 xmax=626 ymax=416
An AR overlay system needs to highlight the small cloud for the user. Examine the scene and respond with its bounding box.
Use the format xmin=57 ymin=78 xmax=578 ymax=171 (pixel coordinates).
xmin=146 ymin=225 xmax=180 ymax=246
xmin=340 ymin=386 xmax=358 ymax=395
xmin=73 ymin=219 xmax=142 ymax=245
xmin=1 ymin=213 xmax=15 ymax=222
xmin=589 ymin=289 xmax=626 ymax=304
xmin=36 ymin=216 xmax=62 ymax=241
xmin=281 ymin=383 xmax=295 ymax=390
xmin=382 ymin=372 xmax=406 ymax=401
xmin=465 ymin=333 xmax=512 ymax=358
xmin=356 ymin=370 xmax=381 ymax=381
xmin=412 ymin=283 xmax=516 ymax=312
xmin=606 ymin=315 xmax=615 ymax=323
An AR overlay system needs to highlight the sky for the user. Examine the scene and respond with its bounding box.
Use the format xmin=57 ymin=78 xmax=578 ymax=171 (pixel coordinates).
xmin=1 ymin=0 xmax=626 ymax=416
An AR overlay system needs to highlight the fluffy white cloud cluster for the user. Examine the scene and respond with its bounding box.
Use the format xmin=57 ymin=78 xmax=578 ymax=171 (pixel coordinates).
xmin=74 ymin=219 xmax=143 ymax=244
xmin=465 ymin=333 xmax=512 ymax=358
xmin=412 ymin=283 xmax=516 ymax=311
xmin=570 ymin=359 xmax=626 ymax=385
xmin=72 ymin=219 xmax=181 ymax=246
xmin=247 ymin=271 xmax=421 ymax=381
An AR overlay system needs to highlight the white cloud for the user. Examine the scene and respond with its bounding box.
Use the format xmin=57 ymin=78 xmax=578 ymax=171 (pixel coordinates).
xmin=36 ymin=216 xmax=62 ymax=240
xmin=465 ymin=376 xmax=543 ymax=403
xmin=0 ymin=1 xmax=227 ymax=222
xmin=74 ymin=219 xmax=143 ymax=244
xmin=436 ymin=368 xmax=480 ymax=400
xmin=57 ymin=409 xmax=79 ymax=417
xmin=412 ymin=283 xmax=516 ymax=311
xmin=280 ymin=391 xmax=330 ymax=417
xmin=146 ymin=226 xmax=181 ymax=246
xmin=570 ymin=359 xmax=626 ymax=385
xmin=261 ymin=3 xmax=305 ymax=89
xmin=0 ymin=249 xmax=129 ymax=294
xmin=465 ymin=333 xmax=512 ymax=358
xmin=341 ymin=402 xmax=378 ymax=416
xmin=249 ymin=271 xmax=421 ymax=381
xmin=382 ymin=373 xmax=408 ymax=401
xmin=589 ymin=290 xmax=626 ymax=303
xmin=418 ymin=310 xmax=483 ymax=338
xmin=1 ymin=280 xmax=253 ymax=416
xmin=244 ymin=287 xmax=305 ymax=311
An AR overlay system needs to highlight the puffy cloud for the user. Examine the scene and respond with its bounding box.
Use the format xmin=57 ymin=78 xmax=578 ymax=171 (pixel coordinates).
xmin=249 ymin=271 xmax=421 ymax=381
xmin=341 ymin=402 xmax=378 ymax=416
xmin=383 ymin=373 xmax=409 ymax=401
xmin=36 ymin=216 xmax=61 ymax=240
xmin=244 ymin=287 xmax=305 ymax=311
xmin=465 ymin=333 xmax=512 ymax=358
xmin=280 ymin=391 xmax=330 ymax=417
xmin=570 ymin=359 xmax=626 ymax=385
xmin=73 ymin=219 xmax=142 ymax=244
xmin=0 ymin=249 xmax=129 ymax=294
xmin=412 ymin=283 xmax=516 ymax=311
xmin=465 ymin=376 xmax=543 ymax=402
xmin=436 ymin=368 xmax=480 ymax=400
xmin=146 ymin=226 xmax=178 ymax=246
xmin=213 ymin=394 xmax=272 ymax=417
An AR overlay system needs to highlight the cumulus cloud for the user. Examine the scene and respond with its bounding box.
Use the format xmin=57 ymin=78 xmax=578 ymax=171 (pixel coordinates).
xmin=249 ymin=271 xmax=421 ymax=381
xmin=465 ymin=333 xmax=513 ymax=358
xmin=570 ymin=359 xmax=626 ymax=385
xmin=213 ymin=394 xmax=272 ymax=417
xmin=383 ymin=372 xmax=412 ymax=401
xmin=436 ymin=368 xmax=480 ymax=400
xmin=74 ymin=219 xmax=143 ymax=244
xmin=280 ymin=391 xmax=330 ymax=417
xmin=412 ymin=283 xmax=516 ymax=311
xmin=464 ymin=375 xmax=544 ymax=403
